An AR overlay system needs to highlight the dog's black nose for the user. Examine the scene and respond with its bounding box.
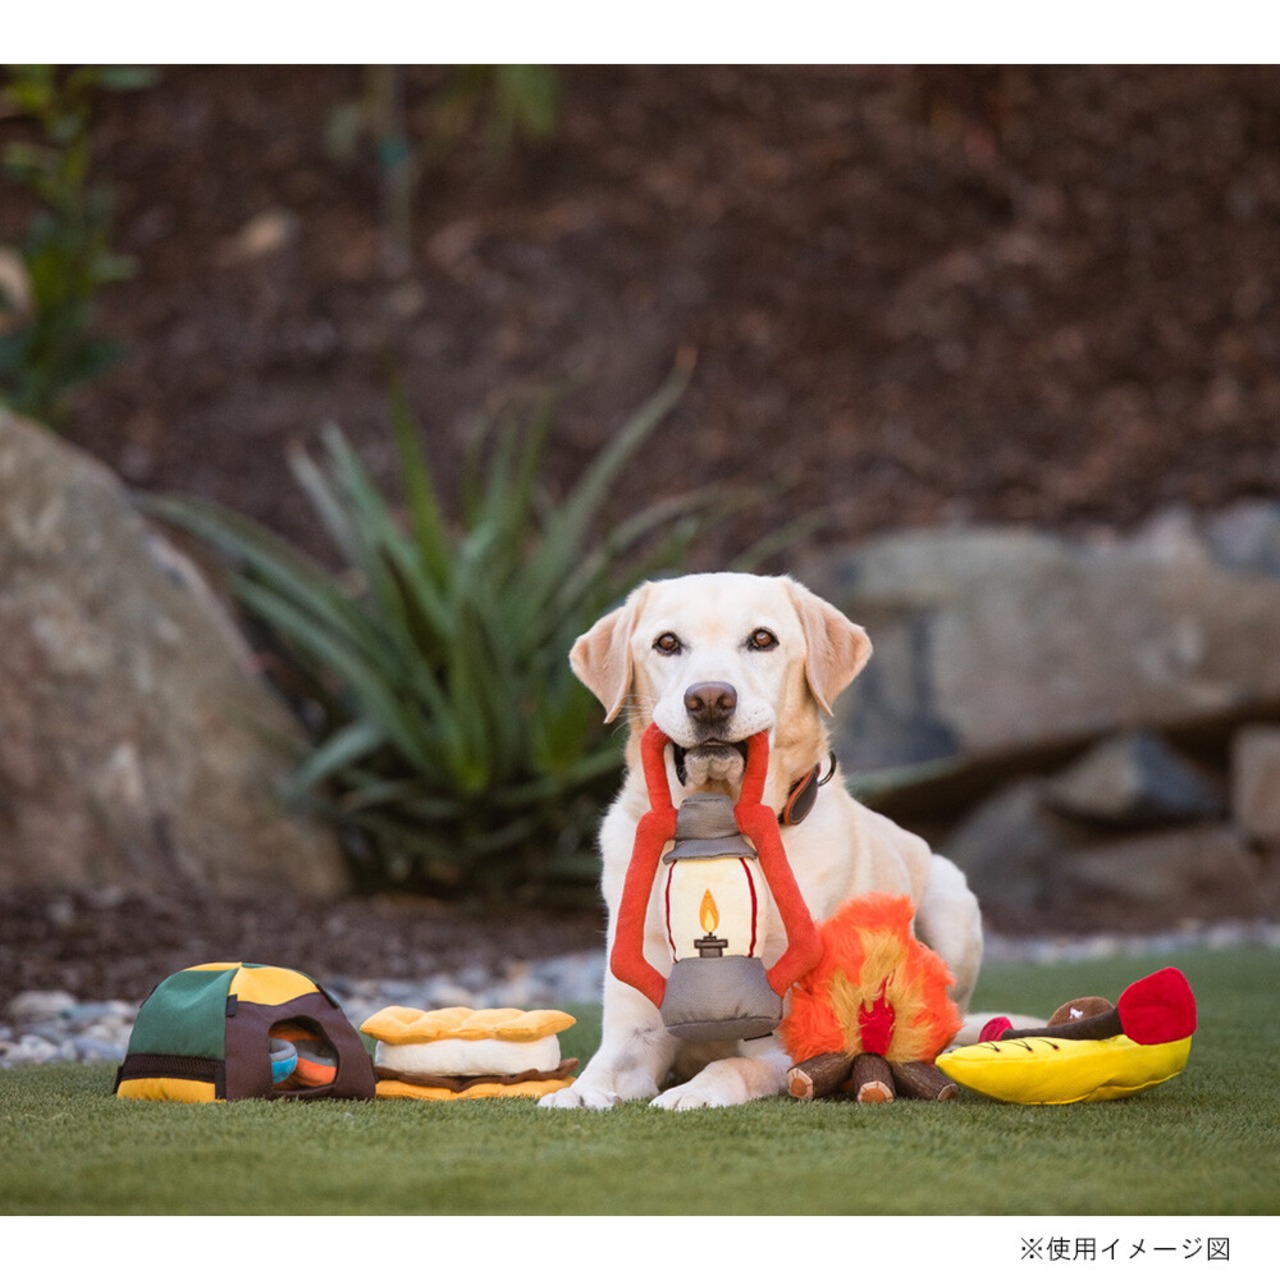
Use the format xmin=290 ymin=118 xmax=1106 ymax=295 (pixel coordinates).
xmin=684 ymin=681 xmax=738 ymax=725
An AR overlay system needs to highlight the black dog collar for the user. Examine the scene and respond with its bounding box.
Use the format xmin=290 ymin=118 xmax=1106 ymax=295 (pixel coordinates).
xmin=780 ymin=753 xmax=837 ymax=826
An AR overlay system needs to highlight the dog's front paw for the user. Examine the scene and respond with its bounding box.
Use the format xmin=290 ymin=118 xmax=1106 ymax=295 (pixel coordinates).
xmin=650 ymin=1076 xmax=745 ymax=1111
xmin=538 ymin=1064 xmax=662 ymax=1111
xmin=649 ymin=1055 xmax=787 ymax=1110
xmin=538 ymin=1081 xmax=623 ymax=1111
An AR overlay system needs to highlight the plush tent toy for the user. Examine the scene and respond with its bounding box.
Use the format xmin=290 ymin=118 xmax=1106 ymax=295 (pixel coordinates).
xmin=780 ymin=894 xmax=963 ymax=1102
xmin=114 ymin=962 xmax=376 ymax=1103
xmin=935 ymin=967 xmax=1196 ymax=1105
xmin=609 ymin=723 xmax=824 ymax=1041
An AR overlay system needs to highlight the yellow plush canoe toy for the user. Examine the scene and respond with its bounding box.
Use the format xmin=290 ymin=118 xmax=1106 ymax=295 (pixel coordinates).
xmin=936 ymin=967 xmax=1196 ymax=1105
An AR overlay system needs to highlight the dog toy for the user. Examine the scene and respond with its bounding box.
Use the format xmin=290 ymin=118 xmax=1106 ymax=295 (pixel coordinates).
xmin=609 ymin=723 xmax=824 ymax=1040
xmin=780 ymin=894 xmax=962 ymax=1102
xmin=271 ymin=1020 xmax=339 ymax=1088
xmin=361 ymin=1006 xmax=578 ymax=1100
xmin=269 ymin=1037 xmax=298 ymax=1087
xmin=935 ymin=967 xmax=1196 ymax=1104
xmin=115 ymin=962 xmax=376 ymax=1103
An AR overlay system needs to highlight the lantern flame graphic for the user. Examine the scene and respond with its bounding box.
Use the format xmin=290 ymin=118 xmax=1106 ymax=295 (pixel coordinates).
xmin=699 ymin=889 xmax=720 ymax=934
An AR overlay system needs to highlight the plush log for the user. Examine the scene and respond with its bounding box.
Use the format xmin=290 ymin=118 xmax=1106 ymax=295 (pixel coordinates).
xmin=888 ymin=1058 xmax=957 ymax=1101
xmin=844 ymin=1053 xmax=895 ymax=1103
xmin=787 ymin=1051 xmax=853 ymax=1100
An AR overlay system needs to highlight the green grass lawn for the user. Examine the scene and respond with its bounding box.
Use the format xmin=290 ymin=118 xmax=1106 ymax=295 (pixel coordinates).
xmin=2 ymin=947 xmax=1277 ymax=1215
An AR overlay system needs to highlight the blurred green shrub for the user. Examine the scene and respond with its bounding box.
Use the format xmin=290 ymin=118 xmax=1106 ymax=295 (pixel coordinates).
xmin=147 ymin=358 xmax=706 ymax=903
xmin=327 ymin=66 xmax=562 ymax=166
xmin=326 ymin=66 xmax=561 ymax=274
xmin=442 ymin=65 xmax=561 ymax=150
xmin=0 ymin=65 xmax=154 ymax=425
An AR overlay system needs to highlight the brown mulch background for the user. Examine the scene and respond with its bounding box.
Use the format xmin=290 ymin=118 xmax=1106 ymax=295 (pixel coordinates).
xmin=5 ymin=66 xmax=1280 ymax=1002
xmin=0 ymin=888 xmax=605 ymax=1011
xmin=10 ymin=65 xmax=1278 ymax=563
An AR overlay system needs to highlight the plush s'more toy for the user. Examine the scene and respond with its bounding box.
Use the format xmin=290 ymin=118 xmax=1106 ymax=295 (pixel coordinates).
xmin=360 ymin=1006 xmax=578 ymax=1100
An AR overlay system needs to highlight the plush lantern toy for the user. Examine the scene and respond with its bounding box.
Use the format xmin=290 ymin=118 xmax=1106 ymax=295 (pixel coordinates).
xmin=609 ymin=723 xmax=824 ymax=1040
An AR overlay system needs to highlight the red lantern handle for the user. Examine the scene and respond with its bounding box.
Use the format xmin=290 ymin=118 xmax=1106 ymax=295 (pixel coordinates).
xmin=608 ymin=724 xmax=677 ymax=1008
xmin=734 ymin=732 xmax=825 ymax=995
xmin=609 ymin=725 xmax=824 ymax=1011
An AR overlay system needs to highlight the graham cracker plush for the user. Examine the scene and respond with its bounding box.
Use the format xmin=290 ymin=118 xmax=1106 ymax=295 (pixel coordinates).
xmin=361 ymin=1006 xmax=574 ymax=1045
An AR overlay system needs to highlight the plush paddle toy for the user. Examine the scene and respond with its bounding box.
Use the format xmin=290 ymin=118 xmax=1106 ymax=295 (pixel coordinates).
xmin=935 ymin=967 xmax=1197 ymax=1104
xmin=609 ymin=723 xmax=824 ymax=1040
xmin=780 ymin=894 xmax=963 ymax=1102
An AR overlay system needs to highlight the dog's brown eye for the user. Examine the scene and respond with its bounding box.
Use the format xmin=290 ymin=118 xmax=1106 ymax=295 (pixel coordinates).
xmin=654 ymin=632 xmax=682 ymax=655
xmin=748 ymin=628 xmax=779 ymax=651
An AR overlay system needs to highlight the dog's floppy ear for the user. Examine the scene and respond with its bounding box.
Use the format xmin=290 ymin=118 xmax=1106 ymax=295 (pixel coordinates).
xmin=570 ymin=584 xmax=650 ymax=723
xmin=784 ymin=577 xmax=872 ymax=716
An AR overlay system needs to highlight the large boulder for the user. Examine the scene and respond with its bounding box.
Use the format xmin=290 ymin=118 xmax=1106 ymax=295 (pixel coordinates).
xmin=1232 ymin=724 xmax=1280 ymax=846
xmin=804 ymin=518 xmax=1280 ymax=933
xmin=804 ymin=529 xmax=1075 ymax=770
xmin=1041 ymin=730 xmax=1226 ymax=829
xmin=805 ymin=525 xmax=1280 ymax=774
xmin=1046 ymin=825 xmax=1261 ymax=932
xmin=940 ymin=744 xmax=1257 ymax=933
xmin=937 ymin=778 xmax=1095 ymax=922
xmin=0 ymin=410 xmax=350 ymax=897
xmin=1204 ymin=500 xmax=1280 ymax=577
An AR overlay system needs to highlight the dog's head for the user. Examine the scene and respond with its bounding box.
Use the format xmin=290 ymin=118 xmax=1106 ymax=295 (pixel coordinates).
xmin=571 ymin=573 xmax=871 ymax=804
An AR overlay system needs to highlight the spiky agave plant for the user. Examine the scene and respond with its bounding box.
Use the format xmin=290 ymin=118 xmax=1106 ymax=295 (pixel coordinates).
xmin=146 ymin=358 xmax=710 ymax=902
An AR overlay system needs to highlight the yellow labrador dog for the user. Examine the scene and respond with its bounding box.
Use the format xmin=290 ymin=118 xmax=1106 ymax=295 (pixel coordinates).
xmin=540 ymin=572 xmax=983 ymax=1111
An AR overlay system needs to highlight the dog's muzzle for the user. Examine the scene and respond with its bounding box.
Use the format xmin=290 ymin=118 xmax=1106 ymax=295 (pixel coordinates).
xmin=672 ymin=739 xmax=751 ymax=786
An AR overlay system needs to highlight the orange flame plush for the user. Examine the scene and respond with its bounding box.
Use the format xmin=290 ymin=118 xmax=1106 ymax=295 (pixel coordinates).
xmin=780 ymin=894 xmax=962 ymax=1103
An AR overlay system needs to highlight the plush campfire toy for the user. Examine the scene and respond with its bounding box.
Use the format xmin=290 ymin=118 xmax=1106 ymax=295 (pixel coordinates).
xmin=935 ymin=967 xmax=1196 ymax=1104
xmin=609 ymin=723 xmax=824 ymax=1041
xmin=780 ymin=894 xmax=962 ymax=1103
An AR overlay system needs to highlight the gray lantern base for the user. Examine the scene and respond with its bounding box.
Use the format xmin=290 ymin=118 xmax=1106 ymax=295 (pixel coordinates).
xmin=660 ymin=955 xmax=783 ymax=1041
